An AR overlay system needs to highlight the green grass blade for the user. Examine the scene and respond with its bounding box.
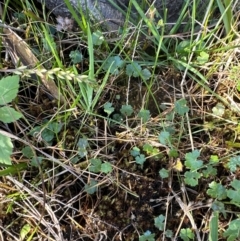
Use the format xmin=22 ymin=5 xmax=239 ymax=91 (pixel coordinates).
xmin=91 ymin=64 xmax=111 ymax=110
xmin=209 ymin=211 xmax=219 ymax=241
xmin=41 ymin=24 xmax=63 ymax=68
xmin=169 ymin=0 xmax=190 ymax=34
xmin=0 ymin=163 xmax=28 ymax=176
xmin=130 ymin=0 xmax=168 ymax=55
xmin=87 ymin=24 xmax=94 ymax=81
xmin=79 ymin=23 xmax=94 ymax=111
xmin=216 ymin=0 xmax=233 ymax=35
xmin=63 ymin=0 xmax=87 ymax=33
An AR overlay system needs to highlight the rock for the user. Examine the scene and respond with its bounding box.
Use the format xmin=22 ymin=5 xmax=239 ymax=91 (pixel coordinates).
xmin=38 ymin=0 xmax=208 ymax=31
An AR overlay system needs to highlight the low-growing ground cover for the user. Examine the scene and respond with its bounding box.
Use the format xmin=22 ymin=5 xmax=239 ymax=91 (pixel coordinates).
xmin=0 ymin=0 xmax=240 ymax=240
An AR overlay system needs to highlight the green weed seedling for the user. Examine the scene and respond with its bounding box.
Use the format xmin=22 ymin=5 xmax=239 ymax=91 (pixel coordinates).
xmin=130 ymin=146 xmax=146 ymax=168
xmin=92 ymin=30 xmax=104 ymax=46
xmin=77 ymin=137 xmax=89 ymax=158
xmin=182 ymin=150 xmax=218 ymax=187
xmin=154 ymin=214 xmax=173 ymax=238
xmin=120 ymin=104 xmax=133 ymax=117
xmin=174 ymin=99 xmax=190 ymax=116
xmin=206 ymin=153 xmax=240 ymax=240
xmin=21 ymin=146 xmax=43 ymax=167
xmin=126 ymin=62 xmax=151 ymax=81
xmin=154 ymin=214 xmax=165 ymax=231
xmin=159 ymin=168 xmax=169 ymax=179
xmin=26 ymin=121 xmax=63 ymax=167
xmin=138 ymin=109 xmax=151 ymax=124
xmin=207 ymin=181 xmax=227 ymax=201
xmin=227 ymin=155 xmax=240 ymax=172
xmin=104 ymin=102 xmax=115 ymax=116
xmin=84 ymin=159 xmax=112 ymax=195
xmin=139 ymin=230 xmax=155 ymax=241
xmin=84 ymin=179 xmax=98 ymax=195
xmin=103 ymin=56 xmax=125 ymax=75
xmin=175 ymin=40 xmax=209 ymax=65
xmin=223 ymin=218 xmax=240 ymax=241
xmin=180 ymin=228 xmax=195 ymax=241
xmin=0 ymin=75 xmax=22 ymax=166
xmin=88 ymin=158 xmax=112 ymax=174
xmin=102 ymin=55 xmax=151 ymax=81
xmin=143 ymin=143 xmax=159 ymax=157
xmin=69 ymin=50 xmax=83 ymax=64
xmin=29 ymin=121 xmax=63 ymax=146
xmin=184 ymin=150 xmax=203 ymax=186
xmin=158 ymin=131 xmax=172 ymax=146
